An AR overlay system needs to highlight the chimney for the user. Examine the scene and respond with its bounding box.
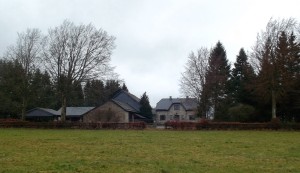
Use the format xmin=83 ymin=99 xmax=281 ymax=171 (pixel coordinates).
xmin=169 ymin=96 xmax=172 ymax=100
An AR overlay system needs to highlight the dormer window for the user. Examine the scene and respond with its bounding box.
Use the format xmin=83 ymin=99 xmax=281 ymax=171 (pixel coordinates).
xmin=174 ymin=104 xmax=180 ymax=110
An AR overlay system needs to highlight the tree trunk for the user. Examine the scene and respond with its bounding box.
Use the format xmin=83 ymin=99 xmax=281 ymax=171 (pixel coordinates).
xmin=271 ymin=90 xmax=276 ymax=119
xmin=21 ymin=97 xmax=26 ymax=121
xmin=61 ymin=94 xmax=67 ymax=122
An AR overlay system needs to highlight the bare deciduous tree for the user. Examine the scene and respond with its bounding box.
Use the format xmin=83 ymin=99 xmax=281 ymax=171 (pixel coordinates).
xmin=180 ymin=47 xmax=209 ymax=99
xmin=180 ymin=47 xmax=209 ymax=118
xmin=42 ymin=20 xmax=116 ymax=121
xmin=250 ymin=18 xmax=297 ymax=73
xmin=6 ymin=28 xmax=42 ymax=120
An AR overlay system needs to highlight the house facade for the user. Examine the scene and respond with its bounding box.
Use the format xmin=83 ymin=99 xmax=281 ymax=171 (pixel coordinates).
xmin=83 ymin=100 xmax=131 ymax=122
xmin=155 ymin=97 xmax=198 ymax=124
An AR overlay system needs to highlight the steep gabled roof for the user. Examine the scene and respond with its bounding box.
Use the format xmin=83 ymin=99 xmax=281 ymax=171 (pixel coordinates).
xmin=111 ymin=99 xmax=137 ymax=113
xmin=156 ymin=97 xmax=197 ymax=111
xmin=111 ymin=89 xmax=141 ymax=112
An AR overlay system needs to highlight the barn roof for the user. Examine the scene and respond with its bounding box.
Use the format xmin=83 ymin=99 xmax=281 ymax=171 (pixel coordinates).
xmin=111 ymin=89 xmax=141 ymax=113
xmin=111 ymin=99 xmax=137 ymax=113
xmin=26 ymin=108 xmax=59 ymax=117
xmin=57 ymin=107 xmax=95 ymax=117
xmin=27 ymin=107 xmax=95 ymax=118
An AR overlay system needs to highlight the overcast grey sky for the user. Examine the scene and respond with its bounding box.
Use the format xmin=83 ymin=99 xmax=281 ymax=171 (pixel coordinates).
xmin=1 ymin=0 xmax=300 ymax=107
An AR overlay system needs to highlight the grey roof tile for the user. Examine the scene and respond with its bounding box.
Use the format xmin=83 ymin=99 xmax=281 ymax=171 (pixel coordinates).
xmin=111 ymin=99 xmax=137 ymax=113
xmin=112 ymin=90 xmax=141 ymax=112
xmin=27 ymin=107 xmax=95 ymax=117
xmin=156 ymin=98 xmax=197 ymax=111
xmin=26 ymin=108 xmax=59 ymax=117
xmin=57 ymin=107 xmax=95 ymax=117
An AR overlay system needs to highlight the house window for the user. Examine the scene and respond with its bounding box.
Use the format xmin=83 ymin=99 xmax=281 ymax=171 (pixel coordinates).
xmin=174 ymin=104 xmax=180 ymax=110
xmin=189 ymin=115 xmax=195 ymax=120
xmin=160 ymin=115 xmax=166 ymax=121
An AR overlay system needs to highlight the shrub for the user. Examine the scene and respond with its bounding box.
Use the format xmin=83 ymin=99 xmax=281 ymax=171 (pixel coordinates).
xmin=268 ymin=118 xmax=281 ymax=130
xmin=228 ymin=104 xmax=255 ymax=122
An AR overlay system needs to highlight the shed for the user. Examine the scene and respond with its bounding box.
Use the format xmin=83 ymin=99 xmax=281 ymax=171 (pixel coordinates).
xmin=26 ymin=108 xmax=59 ymax=121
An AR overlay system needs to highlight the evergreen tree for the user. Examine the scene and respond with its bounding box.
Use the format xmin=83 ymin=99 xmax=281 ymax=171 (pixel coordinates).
xmin=286 ymin=32 xmax=300 ymax=86
xmin=105 ymin=80 xmax=121 ymax=99
xmin=229 ymin=48 xmax=257 ymax=121
xmin=288 ymin=32 xmax=300 ymax=122
xmin=84 ymin=80 xmax=92 ymax=106
xmin=84 ymin=79 xmax=121 ymax=106
xmin=139 ymin=92 xmax=153 ymax=119
xmin=28 ymin=69 xmax=57 ymax=109
xmin=84 ymin=79 xmax=106 ymax=106
xmin=122 ymin=83 xmax=129 ymax=92
xmin=255 ymin=37 xmax=274 ymax=120
xmin=276 ymin=32 xmax=300 ymax=121
xmin=275 ymin=32 xmax=291 ymax=120
xmin=0 ymin=60 xmax=24 ymax=118
xmin=68 ymin=81 xmax=84 ymax=106
xmin=231 ymin=48 xmax=256 ymax=105
xmin=203 ymin=41 xmax=231 ymax=121
xmin=256 ymin=32 xmax=300 ymax=120
xmin=251 ymin=18 xmax=298 ymax=121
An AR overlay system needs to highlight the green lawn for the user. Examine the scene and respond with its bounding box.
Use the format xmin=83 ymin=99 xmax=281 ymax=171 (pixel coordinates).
xmin=0 ymin=129 xmax=299 ymax=173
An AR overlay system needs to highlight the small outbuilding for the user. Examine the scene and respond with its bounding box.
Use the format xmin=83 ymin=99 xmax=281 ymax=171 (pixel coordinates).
xmin=26 ymin=107 xmax=94 ymax=122
xmin=58 ymin=107 xmax=95 ymax=121
xmin=26 ymin=108 xmax=59 ymax=121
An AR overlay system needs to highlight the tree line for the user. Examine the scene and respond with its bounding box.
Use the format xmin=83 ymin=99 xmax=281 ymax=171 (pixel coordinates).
xmin=0 ymin=60 xmax=154 ymax=120
xmin=180 ymin=18 xmax=300 ymax=122
xmin=0 ymin=58 xmax=125 ymax=118
xmin=0 ymin=19 xmax=153 ymax=121
xmin=0 ymin=20 xmax=120 ymax=120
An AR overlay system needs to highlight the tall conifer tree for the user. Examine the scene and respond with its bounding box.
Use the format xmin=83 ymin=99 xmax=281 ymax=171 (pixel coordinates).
xmin=139 ymin=92 xmax=152 ymax=120
xmin=231 ymin=48 xmax=256 ymax=105
xmin=122 ymin=83 xmax=129 ymax=92
xmin=203 ymin=41 xmax=231 ymax=120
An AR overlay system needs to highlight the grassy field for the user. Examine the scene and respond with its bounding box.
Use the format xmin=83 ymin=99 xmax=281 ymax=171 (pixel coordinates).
xmin=0 ymin=129 xmax=299 ymax=173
